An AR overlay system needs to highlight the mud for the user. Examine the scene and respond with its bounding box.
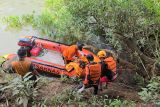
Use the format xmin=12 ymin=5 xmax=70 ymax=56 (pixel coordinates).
xmin=100 ymin=82 xmax=142 ymax=102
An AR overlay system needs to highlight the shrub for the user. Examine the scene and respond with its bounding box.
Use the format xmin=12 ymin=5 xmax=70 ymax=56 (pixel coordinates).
xmin=0 ymin=73 xmax=40 ymax=107
xmin=138 ymin=76 xmax=160 ymax=106
xmin=51 ymin=89 xmax=135 ymax=107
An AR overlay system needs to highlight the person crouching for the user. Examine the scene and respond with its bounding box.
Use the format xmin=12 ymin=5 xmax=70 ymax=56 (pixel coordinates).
xmin=62 ymin=42 xmax=84 ymax=65
xmin=11 ymin=47 xmax=38 ymax=84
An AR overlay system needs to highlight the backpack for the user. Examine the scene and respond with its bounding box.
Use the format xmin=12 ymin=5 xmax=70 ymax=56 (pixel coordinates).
xmin=101 ymin=61 xmax=113 ymax=81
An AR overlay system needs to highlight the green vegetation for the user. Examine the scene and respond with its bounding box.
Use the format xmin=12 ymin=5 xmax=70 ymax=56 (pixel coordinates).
xmin=43 ymin=0 xmax=160 ymax=78
xmin=51 ymin=89 xmax=136 ymax=107
xmin=1 ymin=73 xmax=40 ymax=107
xmin=138 ymin=76 xmax=160 ymax=106
xmin=0 ymin=74 xmax=136 ymax=107
xmin=2 ymin=0 xmax=160 ymax=74
xmin=0 ymin=56 xmax=5 ymax=65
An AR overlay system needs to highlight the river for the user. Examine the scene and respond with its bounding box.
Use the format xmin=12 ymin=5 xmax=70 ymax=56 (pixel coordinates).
xmin=0 ymin=0 xmax=44 ymax=56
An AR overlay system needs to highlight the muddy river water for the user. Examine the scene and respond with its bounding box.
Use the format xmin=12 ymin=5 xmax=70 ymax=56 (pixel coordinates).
xmin=0 ymin=0 xmax=44 ymax=56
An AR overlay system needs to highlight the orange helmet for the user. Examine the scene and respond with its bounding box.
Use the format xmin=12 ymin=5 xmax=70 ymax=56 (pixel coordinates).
xmin=97 ymin=50 xmax=106 ymax=58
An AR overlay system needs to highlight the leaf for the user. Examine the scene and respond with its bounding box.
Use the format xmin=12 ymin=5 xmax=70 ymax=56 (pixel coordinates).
xmin=23 ymin=72 xmax=33 ymax=81
xmin=23 ymin=96 xmax=29 ymax=107
xmin=12 ymin=89 xmax=20 ymax=96
xmin=16 ymin=97 xmax=23 ymax=105
xmin=156 ymin=101 xmax=160 ymax=106
xmin=0 ymin=84 xmax=13 ymax=91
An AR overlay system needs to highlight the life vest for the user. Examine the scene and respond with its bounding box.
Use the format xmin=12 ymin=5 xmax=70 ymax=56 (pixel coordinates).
xmin=62 ymin=45 xmax=80 ymax=61
xmin=100 ymin=61 xmax=113 ymax=81
xmin=84 ymin=62 xmax=101 ymax=85
xmin=11 ymin=59 xmax=31 ymax=77
xmin=104 ymin=56 xmax=116 ymax=73
xmin=65 ymin=62 xmax=85 ymax=77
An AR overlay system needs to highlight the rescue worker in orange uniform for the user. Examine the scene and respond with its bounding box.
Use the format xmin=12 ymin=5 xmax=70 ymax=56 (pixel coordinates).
xmin=78 ymin=54 xmax=101 ymax=95
xmin=65 ymin=61 xmax=86 ymax=78
xmin=97 ymin=50 xmax=117 ymax=91
xmin=62 ymin=42 xmax=84 ymax=64
xmin=11 ymin=47 xmax=38 ymax=81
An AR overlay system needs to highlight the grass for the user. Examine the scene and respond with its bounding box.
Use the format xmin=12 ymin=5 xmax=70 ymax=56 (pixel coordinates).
xmin=51 ymin=89 xmax=136 ymax=107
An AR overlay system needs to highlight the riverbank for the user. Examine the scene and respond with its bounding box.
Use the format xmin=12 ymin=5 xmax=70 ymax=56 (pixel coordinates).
xmin=0 ymin=71 xmax=142 ymax=107
xmin=0 ymin=0 xmax=44 ymax=56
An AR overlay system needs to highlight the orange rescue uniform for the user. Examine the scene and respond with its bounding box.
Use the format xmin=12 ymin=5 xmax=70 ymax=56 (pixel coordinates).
xmin=66 ymin=62 xmax=85 ymax=77
xmin=104 ymin=56 xmax=116 ymax=74
xmin=11 ymin=60 xmax=31 ymax=77
xmin=83 ymin=62 xmax=101 ymax=85
xmin=62 ymin=45 xmax=80 ymax=61
xmin=99 ymin=56 xmax=117 ymax=91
